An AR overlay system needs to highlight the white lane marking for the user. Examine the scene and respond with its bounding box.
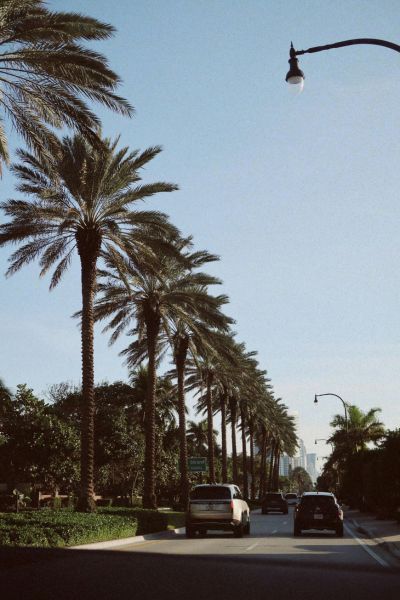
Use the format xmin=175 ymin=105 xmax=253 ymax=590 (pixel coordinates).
xmin=245 ymin=543 xmax=258 ymax=552
xmin=344 ymin=523 xmax=389 ymax=568
xmin=271 ymin=529 xmax=277 ymax=534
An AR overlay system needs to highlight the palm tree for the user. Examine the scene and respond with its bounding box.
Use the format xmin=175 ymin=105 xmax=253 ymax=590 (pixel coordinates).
xmin=188 ymin=333 xmax=239 ymax=485
xmin=93 ymin=247 xmax=230 ymax=508
xmin=0 ymin=134 xmax=178 ymax=511
xmin=329 ymin=405 xmax=385 ymax=453
xmin=187 ymin=419 xmax=213 ymax=456
xmin=0 ymin=0 xmax=132 ymax=171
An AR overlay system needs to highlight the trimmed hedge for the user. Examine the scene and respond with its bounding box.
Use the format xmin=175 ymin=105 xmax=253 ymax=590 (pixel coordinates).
xmin=0 ymin=510 xmax=137 ymax=547
xmin=100 ymin=508 xmax=185 ymax=534
xmin=0 ymin=508 xmax=185 ymax=547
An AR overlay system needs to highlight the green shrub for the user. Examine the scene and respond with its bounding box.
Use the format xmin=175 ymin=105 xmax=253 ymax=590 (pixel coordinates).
xmin=52 ymin=497 xmax=62 ymax=510
xmin=0 ymin=510 xmax=137 ymax=547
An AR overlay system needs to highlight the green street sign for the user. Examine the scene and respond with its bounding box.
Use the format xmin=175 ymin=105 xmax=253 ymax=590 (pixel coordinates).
xmin=188 ymin=457 xmax=208 ymax=472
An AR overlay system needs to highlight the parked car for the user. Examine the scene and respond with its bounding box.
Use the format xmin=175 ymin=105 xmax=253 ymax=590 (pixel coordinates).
xmin=293 ymin=491 xmax=343 ymax=537
xmin=186 ymin=484 xmax=250 ymax=538
xmin=285 ymin=492 xmax=299 ymax=506
xmin=261 ymin=492 xmax=288 ymax=514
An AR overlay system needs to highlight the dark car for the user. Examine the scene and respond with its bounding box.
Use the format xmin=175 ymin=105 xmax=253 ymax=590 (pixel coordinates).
xmin=293 ymin=492 xmax=343 ymax=537
xmin=261 ymin=492 xmax=288 ymax=514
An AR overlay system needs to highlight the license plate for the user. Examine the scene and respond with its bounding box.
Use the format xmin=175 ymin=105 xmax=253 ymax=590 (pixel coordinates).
xmin=314 ymin=514 xmax=323 ymax=520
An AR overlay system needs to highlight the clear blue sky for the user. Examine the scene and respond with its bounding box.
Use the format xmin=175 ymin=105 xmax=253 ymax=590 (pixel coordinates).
xmin=2 ymin=0 xmax=400 ymax=464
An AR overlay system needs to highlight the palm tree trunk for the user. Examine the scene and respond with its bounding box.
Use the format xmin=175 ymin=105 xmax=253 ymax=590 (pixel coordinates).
xmin=206 ymin=371 xmax=215 ymax=483
xmin=143 ymin=311 xmax=160 ymax=509
xmin=268 ymin=440 xmax=275 ymax=492
xmin=240 ymin=405 xmax=248 ymax=498
xmin=220 ymin=390 xmax=228 ymax=482
xmin=76 ymin=241 xmax=100 ymax=513
xmin=229 ymin=396 xmax=238 ymax=484
xmin=259 ymin=428 xmax=267 ymax=499
xmin=273 ymin=447 xmax=280 ymax=490
xmin=249 ymin=419 xmax=255 ymax=500
xmin=175 ymin=336 xmax=189 ymax=508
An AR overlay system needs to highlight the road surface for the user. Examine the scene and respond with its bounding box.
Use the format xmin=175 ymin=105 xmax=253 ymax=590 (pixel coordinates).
xmin=1 ymin=508 xmax=399 ymax=599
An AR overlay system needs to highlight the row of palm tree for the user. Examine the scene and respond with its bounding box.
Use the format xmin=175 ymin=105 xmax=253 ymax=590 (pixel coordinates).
xmin=0 ymin=1 xmax=298 ymax=511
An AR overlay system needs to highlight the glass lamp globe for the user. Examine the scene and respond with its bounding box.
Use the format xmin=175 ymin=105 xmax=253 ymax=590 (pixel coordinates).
xmin=287 ymin=75 xmax=304 ymax=94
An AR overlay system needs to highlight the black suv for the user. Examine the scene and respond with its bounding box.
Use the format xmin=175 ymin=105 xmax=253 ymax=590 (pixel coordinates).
xmin=261 ymin=492 xmax=288 ymax=514
xmin=294 ymin=492 xmax=343 ymax=537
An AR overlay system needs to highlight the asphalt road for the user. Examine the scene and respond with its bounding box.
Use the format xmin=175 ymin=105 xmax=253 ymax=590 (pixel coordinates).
xmin=1 ymin=508 xmax=399 ymax=600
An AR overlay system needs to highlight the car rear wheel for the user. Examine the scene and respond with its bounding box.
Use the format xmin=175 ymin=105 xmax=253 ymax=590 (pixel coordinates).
xmin=293 ymin=525 xmax=301 ymax=537
xmin=283 ymin=509 xmax=288 ymax=514
xmin=233 ymin=523 xmax=244 ymax=538
xmin=261 ymin=509 xmax=267 ymax=515
xmin=336 ymin=524 xmax=344 ymax=537
xmin=244 ymin=519 xmax=250 ymax=535
xmin=185 ymin=526 xmax=195 ymax=538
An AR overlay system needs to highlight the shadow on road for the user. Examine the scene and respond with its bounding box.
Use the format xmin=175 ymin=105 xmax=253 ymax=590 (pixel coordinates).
xmin=1 ymin=542 xmax=399 ymax=600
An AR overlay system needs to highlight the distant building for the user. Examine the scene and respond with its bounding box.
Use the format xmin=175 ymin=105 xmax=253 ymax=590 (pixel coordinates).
xmin=306 ymin=453 xmax=318 ymax=483
xmin=279 ymin=454 xmax=291 ymax=477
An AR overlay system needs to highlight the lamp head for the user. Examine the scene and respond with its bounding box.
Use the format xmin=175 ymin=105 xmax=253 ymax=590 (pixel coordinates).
xmin=286 ymin=43 xmax=304 ymax=94
xmin=314 ymin=395 xmax=318 ymax=404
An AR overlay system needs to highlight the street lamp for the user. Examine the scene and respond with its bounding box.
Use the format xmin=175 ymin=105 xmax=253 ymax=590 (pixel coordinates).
xmin=314 ymin=393 xmax=349 ymax=432
xmin=286 ymin=38 xmax=400 ymax=93
xmin=315 ymin=438 xmax=334 ymax=451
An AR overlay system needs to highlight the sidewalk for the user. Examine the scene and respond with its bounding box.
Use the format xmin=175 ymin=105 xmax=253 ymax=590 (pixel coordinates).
xmin=345 ymin=508 xmax=400 ymax=562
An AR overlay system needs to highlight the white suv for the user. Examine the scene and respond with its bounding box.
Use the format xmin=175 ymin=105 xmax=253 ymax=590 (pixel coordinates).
xmin=186 ymin=484 xmax=250 ymax=538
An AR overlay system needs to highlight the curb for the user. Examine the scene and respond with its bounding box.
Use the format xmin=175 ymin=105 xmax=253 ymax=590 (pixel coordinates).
xmin=69 ymin=527 xmax=186 ymax=550
xmin=347 ymin=518 xmax=400 ymax=562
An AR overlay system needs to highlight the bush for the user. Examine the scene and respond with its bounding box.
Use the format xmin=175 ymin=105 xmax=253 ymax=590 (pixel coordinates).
xmin=0 ymin=510 xmax=137 ymax=547
xmin=100 ymin=507 xmax=168 ymax=535
xmin=0 ymin=506 xmax=185 ymax=548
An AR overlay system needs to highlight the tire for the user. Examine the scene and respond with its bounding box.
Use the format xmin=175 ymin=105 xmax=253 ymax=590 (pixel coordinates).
xmin=283 ymin=510 xmax=288 ymax=515
xmin=293 ymin=525 xmax=301 ymax=537
xmin=198 ymin=528 xmax=207 ymax=537
xmin=234 ymin=523 xmax=244 ymax=538
xmin=244 ymin=519 xmax=250 ymax=535
xmin=185 ymin=526 xmax=195 ymax=538
xmin=261 ymin=509 xmax=267 ymax=515
xmin=336 ymin=524 xmax=344 ymax=538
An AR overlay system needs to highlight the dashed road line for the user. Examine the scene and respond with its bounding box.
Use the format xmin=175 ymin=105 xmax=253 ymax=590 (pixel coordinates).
xmin=244 ymin=543 xmax=258 ymax=552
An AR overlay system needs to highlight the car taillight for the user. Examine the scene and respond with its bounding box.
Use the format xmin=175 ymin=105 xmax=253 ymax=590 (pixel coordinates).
xmin=230 ymin=500 xmax=234 ymax=510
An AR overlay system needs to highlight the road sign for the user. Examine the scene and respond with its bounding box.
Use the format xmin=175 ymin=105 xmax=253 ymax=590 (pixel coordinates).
xmin=188 ymin=457 xmax=208 ymax=472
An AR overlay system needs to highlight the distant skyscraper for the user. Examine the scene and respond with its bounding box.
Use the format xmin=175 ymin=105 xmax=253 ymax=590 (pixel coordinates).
xmin=306 ymin=453 xmax=318 ymax=483
xmin=299 ymin=439 xmax=307 ymax=470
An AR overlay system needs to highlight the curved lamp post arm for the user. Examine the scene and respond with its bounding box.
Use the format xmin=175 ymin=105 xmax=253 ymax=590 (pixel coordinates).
xmin=286 ymin=38 xmax=400 ymax=90
xmin=314 ymin=393 xmax=349 ymax=432
xmin=293 ymin=38 xmax=400 ymax=57
xmin=315 ymin=438 xmax=334 ymax=451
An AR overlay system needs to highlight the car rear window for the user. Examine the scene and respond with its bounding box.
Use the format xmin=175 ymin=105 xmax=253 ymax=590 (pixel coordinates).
xmin=264 ymin=493 xmax=283 ymax=500
xmin=190 ymin=486 xmax=231 ymax=500
xmin=285 ymin=493 xmax=297 ymax=499
xmin=300 ymin=496 xmax=335 ymax=508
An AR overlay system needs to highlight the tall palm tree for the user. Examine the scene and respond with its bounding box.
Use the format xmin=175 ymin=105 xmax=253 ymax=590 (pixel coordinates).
xmin=0 ymin=0 xmax=132 ymax=170
xmin=0 ymin=134 xmax=178 ymax=511
xmin=186 ymin=419 xmax=209 ymax=456
xmin=93 ymin=248 xmax=230 ymax=508
xmin=329 ymin=405 xmax=385 ymax=454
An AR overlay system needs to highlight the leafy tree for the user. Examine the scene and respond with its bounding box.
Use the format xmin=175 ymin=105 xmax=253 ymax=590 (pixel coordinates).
xmin=0 ymin=134 xmax=178 ymax=511
xmin=0 ymin=0 xmax=132 ymax=171
xmin=0 ymin=384 xmax=79 ymax=491
xmin=290 ymin=467 xmax=313 ymax=494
